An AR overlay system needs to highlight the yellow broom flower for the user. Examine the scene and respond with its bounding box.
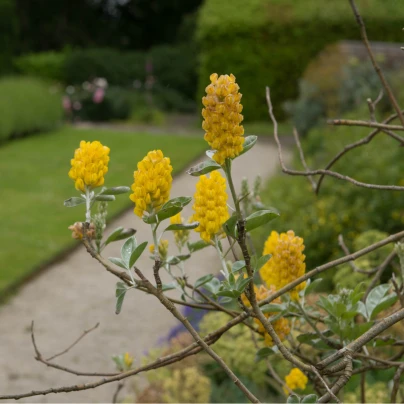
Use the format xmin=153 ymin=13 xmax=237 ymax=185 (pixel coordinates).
xmin=260 ymin=230 xmax=306 ymax=301
xmin=170 ymin=213 xmax=190 ymax=248
xmin=202 ymin=73 xmax=244 ymax=165
xmin=149 ymin=239 xmax=169 ymax=261
xmin=192 ymin=171 xmax=229 ymax=243
xmin=242 ymin=284 xmax=290 ymax=347
xmin=283 ymin=368 xmax=308 ymax=394
xmin=130 ymin=150 xmax=173 ymax=218
xmin=68 ymin=140 xmax=110 ymax=192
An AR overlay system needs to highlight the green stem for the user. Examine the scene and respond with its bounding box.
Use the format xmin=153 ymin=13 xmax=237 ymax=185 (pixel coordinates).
xmin=224 ymin=159 xmax=242 ymax=220
xmin=85 ymin=187 xmax=92 ymax=223
xmin=215 ymin=235 xmax=229 ymax=277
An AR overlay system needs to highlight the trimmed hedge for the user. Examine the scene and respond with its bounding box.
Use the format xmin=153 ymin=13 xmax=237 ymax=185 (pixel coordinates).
xmin=0 ymin=77 xmax=63 ymax=142
xmin=196 ymin=0 xmax=404 ymax=120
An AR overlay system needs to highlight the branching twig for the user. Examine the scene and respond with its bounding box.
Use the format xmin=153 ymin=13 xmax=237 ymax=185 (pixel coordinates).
xmin=293 ymin=127 xmax=316 ymax=190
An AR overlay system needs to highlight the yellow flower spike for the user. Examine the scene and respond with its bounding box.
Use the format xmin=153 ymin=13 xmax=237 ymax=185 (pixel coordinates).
xmin=192 ymin=171 xmax=229 ymax=243
xmin=283 ymin=368 xmax=308 ymax=395
xmin=202 ymin=73 xmax=245 ymax=165
xmin=170 ymin=213 xmax=190 ymax=248
xmin=124 ymin=352 xmax=133 ymax=369
xmin=260 ymin=230 xmax=306 ymax=301
xmin=130 ymin=150 xmax=173 ymax=218
xmin=149 ymin=239 xmax=169 ymax=261
xmin=68 ymin=140 xmax=110 ymax=192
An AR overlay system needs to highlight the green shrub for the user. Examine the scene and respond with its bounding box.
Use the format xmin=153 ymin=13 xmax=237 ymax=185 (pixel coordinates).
xmin=197 ymin=0 xmax=404 ymax=121
xmin=0 ymin=0 xmax=18 ymax=74
xmin=14 ymin=51 xmax=68 ymax=82
xmin=0 ymin=76 xmax=63 ymax=142
xmin=254 ymin=110 xmax=404 ymax=290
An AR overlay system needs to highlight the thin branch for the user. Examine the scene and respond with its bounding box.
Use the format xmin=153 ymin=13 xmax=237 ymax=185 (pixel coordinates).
xmin=311 ymin=366 xmax=341 ymax=403
xmin=112 ymin=381 xmax=124 ymax=404
xmin=349 ymin=0 xmax=404 ymax=128
xmin=391 ymin=365 xmax=404 ymax=403
xmin=293 ymin=127 xmax=316 ymax=190
xmin=46 ymin=323 xmax=100 ymax=361
xmin=329 ymin=119 xmax=404 ymax=132
xmin=266 ymin=87 xmax=404 ymax=192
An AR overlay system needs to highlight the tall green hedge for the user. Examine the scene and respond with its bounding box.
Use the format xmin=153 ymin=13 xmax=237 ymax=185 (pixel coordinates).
xmin=197 ymin=0 xmax=404 ymax=121
xmin=0 ymin=0 xmax=18 ymax=74
xmin=0 ymin=77 xmax=63 ymax=142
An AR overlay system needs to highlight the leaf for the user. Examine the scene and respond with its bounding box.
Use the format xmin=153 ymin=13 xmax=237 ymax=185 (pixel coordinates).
xmin=129 ymin=241 xmax=148 ymax=268
xmin=217 ymin=289 xmax=241 ymax=298
xmin=187 ymin=160 xmax=222 ymax=176
xmin=239 ymin=135 xmax=258 ymax=156
xmin=164 ymin=221 xmax=199 ymax=231
xmin=108 ymin=257 xmax=128 ymax=269
xmin=261 ymin=303 xmax=287 ymax=313
xmin=304 ymin=278 xmax=323 ymax=296
xmin=187 ymin=240 xmax=210 ymax=253
xmin=166 ymin=254 xmax=191 ymax=265
xmin=99 ymin=186 xmax=130 ymax=195
xmin=231 ymin=260 xmax=246 ymax=273
xmin=255 ymin=347 xmax=275 ymax=362
xmin=286 ymin=395 xmax=300 ymax=404
xmin=195 ymin=274 xmax=214 ymax=289
xmin=162 ymin=283 xmax=176 ymax=292
xmin=105 ymin=227 xmax=136 ymax=246
xmin=223 ymin=215 xmax=238 ymax=239
xmin=115 ymin=282 xmax=127 ymax=314
xmin=374 ymin=337 xmax=396 ymax=346
xmin=245 ymin=209 xmax=280 ymax=232
xmin=206 ymin=150 xmax=216 ymax=159
xmin=94 ymin=194 xmax=116 ymax=202
xmin=204 ymin=278 xmax=221 ymax=296
xmin=365 ymin=284 xmax=391 ymax=319
xmin=255 ymin=254 xmax=271 ymax=271
xmin=64 ymin=196 xmax=86 ymax=207
xmin=121 ymin=236 xmax=137 ymax=267
xmin=157 ymin=197 xmax=192 ymax=222
xmin=235 ymin=276 xmax=252 ymax=293
xmin=301 ymin=394 xmax=318 ymax=403
xmin=370 ymin=293 xmax=398 ymax=320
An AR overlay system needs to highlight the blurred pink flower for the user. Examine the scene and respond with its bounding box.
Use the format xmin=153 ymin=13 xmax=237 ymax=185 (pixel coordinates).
xmin=93 ymin=88 xmax=105 ymax=104
xmin=62 ymin=96 xmax=71 ymax=111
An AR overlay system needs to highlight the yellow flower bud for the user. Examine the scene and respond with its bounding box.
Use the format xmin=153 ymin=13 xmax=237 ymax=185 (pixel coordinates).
xmin=149 ymin=239 xmax=169 ymax=261
xmin=130 ymin=150 xmax=173 ymax=218
xmin=124 ymin=352 xmax=133 ymax=368
xmin=283 ymin=368 xmax=308 ymax=394
xmin=68 ymin=140 xmax=110 ymax=192
xmin=192 ymin=171 xmax=229 ymax=243
xmin=260 ymin=230 xmax=306 ymax=301
xmin=170 ymin=213 xmax=190 ymax=248
xmin=202 ymin=73 xmax=245 ymax=165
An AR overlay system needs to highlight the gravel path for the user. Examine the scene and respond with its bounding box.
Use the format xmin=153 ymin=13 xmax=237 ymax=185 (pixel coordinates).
xmin=0 ymin=140 xmax=290 ymax=403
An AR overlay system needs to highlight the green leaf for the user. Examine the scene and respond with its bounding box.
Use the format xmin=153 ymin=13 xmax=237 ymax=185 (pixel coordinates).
xmin=94 ymin=194 xmax=116 ymax=202
xmin=223 ymin=215 xmax=238 ymax=239
xmin=255 ymin=254 xmax=271 ymax=271
xmin=64 ymin=196 xmax=86 ymax=207
xmin=255 ymin=346 xmax=275 ymax=362
xmin=370 ymin=293 xmax=398 ymax=320
xmin=239 ymin=135 xmax=258 ymax=156
xmin=162 ymin=283 xmax=177 ymax=292
xmin=304 ymin=278 xmax=323 ymax=296
xmin=217 ymin=289 xmax=241 ymax=298
xmin=206 ymin=150 xmax=216 ymax=159
xmin=195 ymin=274 xmax=214 ymax=289
xmin=164 ymin=221 xmax=199 ymax=231
xmin=204 ymin=278 xmax=221 ymax=296
xmin=187 ymin=160 xmax=221 ymax=176
xmin=245 ymin=209 xmax=280 ymax=232
xmin=366 ymin=284 xmax=391 ymax=319
xmin=166 ymin=254 xmax=191 ymax=265
xmin=108 ymin=257 xmax=128 ymax=269
xmin=121 ymin=236 xmax=137 ymax=267
xmin=129 ymin=241 xmax=148 ymax=268
xmin=231 ymin=260 xmax=246 ymax=273
xmin=261 ymin=303 xmax=287 ymax=313
xmin=187 ymin=240 xmax=210 ymax=253
xmin=99 ymin=186 xmax=130 ymax=195
xmin=235 ymin=276 xmax=252 ymax=293
xmin=374 ymin=337 xmax=396 ymax=346
xmin=115 ymin=282 xmax=127 ymax=314
xmin=301 ymin=394 xmax=318 ymax=403
xmin=157 ymin=197 xmax=192 ymax=222
xmin=105 ymin=227 xmax=136 ymax=246
xmin=287 ymin=395 xmax=300 ymax=404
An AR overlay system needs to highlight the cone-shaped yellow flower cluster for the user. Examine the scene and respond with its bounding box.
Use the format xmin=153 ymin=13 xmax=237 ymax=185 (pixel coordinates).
xmin=68 ymin=140 xmax=110 ymax=192
xmin=202 ymin=73 xmax=244 ymax=165
xmin=242 ymin=284 xmax=290 ymax=347
xmin=260 ymin=230 xmax=306 ymax=301
xmin=130 ymin=150 xmax=173 ymax=218
xmin=149 ymin=239 xmax=169 ymax=261
xmin=283 ymin=368 xmax=308 ymax=394
xmin=170 ymin=213 xmax=190 ymax=248
xmin=192 ymin=171 xmax=229 ymax=243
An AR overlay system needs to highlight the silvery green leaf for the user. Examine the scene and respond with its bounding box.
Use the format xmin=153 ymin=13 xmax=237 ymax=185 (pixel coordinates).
xmin=94 ymin=194 xmax=116 ymax=202
xmin=108 ymin=257 xmax=128 ymax=269
xmin=64 ymin=197 xmax=86 ymax=207
xmin=115 ymin=282 xmax=127 ymax=314
xmin=121 ymin=236 xmax=137 ymax=267
xmin=105 ymin=227 xmax=136 ymax=246
xmin=99 ymin=186 xmax=130 ymax=195
xmin=195 ymin=274 xmax=214 ymax=289
xmin=245 ymin=209 xmax=280 ymax=232
xmin=187 ymin=240 xmax=210 ymax=253
xmin=187 ymin=160 xmax=221 ymax=176
xmin=165 ymin=221 xmax=199 ymax=231
xmin=129 ymin=241 xmax=148 ymax=268
xmin=239 ymin=135 xmax=257 ymax=156
xmin=206 ymin=150 xmax=216 ymax=159
xmin=304 ymin=278 xmax=323 ymax=296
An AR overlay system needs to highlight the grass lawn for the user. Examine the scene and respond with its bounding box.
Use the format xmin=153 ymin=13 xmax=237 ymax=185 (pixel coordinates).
xmin=0 ymin=126 xmax=206 ymax=293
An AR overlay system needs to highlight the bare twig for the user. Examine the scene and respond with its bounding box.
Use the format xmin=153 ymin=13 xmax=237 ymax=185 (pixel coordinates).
xmin=46 ymin=323 xmax=100 ymax=361
xmin=329 ymin=119 xmax=404 ymax=132
xmin=293 ymin=127 xmax=316 ymax=190
xmin=266 ymin=87 xmax=404 ymax=192
xmin=112 ymin=381 xmax=124 ymax=404
xmin=349 ymin=0 xmax=404 ymax=128
xmin=391 ymin=365 xmax=404 ymax=403
xmin=311 ymin=366 xmax=341 ymax=403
